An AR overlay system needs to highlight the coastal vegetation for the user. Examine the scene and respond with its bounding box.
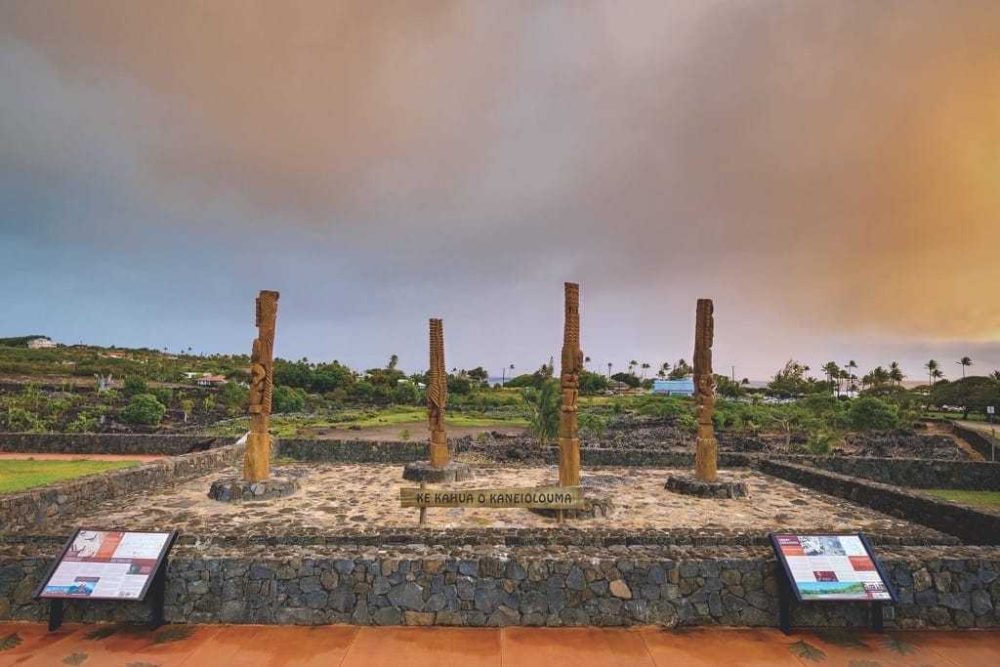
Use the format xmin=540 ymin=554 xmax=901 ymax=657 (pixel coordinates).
xmin=0 ymin=344 xmax=997 ymax=453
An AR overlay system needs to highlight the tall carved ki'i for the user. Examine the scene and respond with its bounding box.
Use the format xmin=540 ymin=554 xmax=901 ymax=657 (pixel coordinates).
xmin=693 ymin=298 xmax=718 ymax=482
xmin=558 ymin=282 xmax=583 ymax=487
xmin=244 ymin=290 xmax=279 ymax=483
xmin=427 ymin=318 xmax=449 ymax=467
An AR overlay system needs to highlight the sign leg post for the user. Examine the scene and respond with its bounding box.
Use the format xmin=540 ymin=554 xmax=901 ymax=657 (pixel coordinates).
xmin=418 ymin=481 xmax=427 ymax=527
xmin=871 ymin=602 xmax=884 ymax=633
xmin=149 ymin=557 xmax=168 ymax=630
xmin=48 ymin=599 xmax=64 ymax=632
xmin=778 ymin=571 xmax=793 ymax=634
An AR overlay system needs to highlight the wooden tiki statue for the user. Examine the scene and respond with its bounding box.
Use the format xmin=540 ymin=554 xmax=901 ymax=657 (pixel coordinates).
xmin=693 ymin=298 xmax=718 ymax=481
xmin=427 ymin=318 xmax=449 ymax=467
xmin=243 ymin=290 xmax=279 ymax=482
xmin=558 ymin=282 xmax=583 ymax=487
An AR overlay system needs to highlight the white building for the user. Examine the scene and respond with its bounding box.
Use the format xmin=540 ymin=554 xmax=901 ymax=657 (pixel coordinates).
xmin=27 ymin=337 xmax=56 ymax=349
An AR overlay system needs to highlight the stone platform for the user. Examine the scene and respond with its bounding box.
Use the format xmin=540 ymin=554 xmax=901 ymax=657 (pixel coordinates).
xmin=402 ymin=461 xmax=473 ymax=483
xmin=208 ymin=475 xmax=301 ymax=502
xmin=11 ymin=464 xmax=946 ymax=541
xmin=664 ymin=473 xmax=750 ymax=499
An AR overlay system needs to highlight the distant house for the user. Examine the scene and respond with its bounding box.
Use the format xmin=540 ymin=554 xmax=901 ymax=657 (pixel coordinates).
xmin=196 ymin=374 xmax=228 ymax=387
xmin=651 ymin=378 xmax=695 ymax=396
xmin=26 ymin=337 xmax=56 ymax=349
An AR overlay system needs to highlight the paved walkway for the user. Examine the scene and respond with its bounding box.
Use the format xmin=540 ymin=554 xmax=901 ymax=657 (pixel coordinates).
xmin=1 ymin=623 xmax=998 ymax=666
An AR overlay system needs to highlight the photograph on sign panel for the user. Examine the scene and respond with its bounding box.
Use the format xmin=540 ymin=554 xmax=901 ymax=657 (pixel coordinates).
xmin=799 ymin=536 xmax=847 ymax=557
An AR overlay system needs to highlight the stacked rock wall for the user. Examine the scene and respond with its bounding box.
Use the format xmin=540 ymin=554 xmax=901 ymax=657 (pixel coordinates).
xmin=1 ymin=544 xmax=996 ymax=629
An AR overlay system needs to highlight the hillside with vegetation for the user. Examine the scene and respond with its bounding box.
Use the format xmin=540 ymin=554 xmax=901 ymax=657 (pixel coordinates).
xmin=0 ymin=343 xmax=997 ymax=458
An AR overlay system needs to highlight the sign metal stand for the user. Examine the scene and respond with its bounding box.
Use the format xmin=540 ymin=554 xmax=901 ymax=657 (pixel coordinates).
xmin=770 ymin=532 xmax=897 ymax=635
xmin=34 ymin=528 xmax=178 ymax=631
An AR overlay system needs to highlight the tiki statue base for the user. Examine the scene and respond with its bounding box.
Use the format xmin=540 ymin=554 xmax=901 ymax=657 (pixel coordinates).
xmin=402 ymin=461 xmax=473 ymax=483
xmin=664 ymin=473 xmax=749 ymax=499
xmin=208 ymin=476 xmax=300 ymax=503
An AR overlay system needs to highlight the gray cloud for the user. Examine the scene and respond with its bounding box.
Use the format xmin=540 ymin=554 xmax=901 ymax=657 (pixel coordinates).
xmin=1 ymin=1 xmax=997 ymax=379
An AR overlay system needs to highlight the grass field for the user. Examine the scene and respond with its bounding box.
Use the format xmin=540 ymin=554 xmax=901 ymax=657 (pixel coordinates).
xmin=923 ymin=489 xmax=1000 ymax=509
xmin=925 ymin=411 xmax=989 ymax=422
xmin=209 ymin=407 xmax=529 ymax=438
xmin=0 ymin=459 xmax=140 ymax=494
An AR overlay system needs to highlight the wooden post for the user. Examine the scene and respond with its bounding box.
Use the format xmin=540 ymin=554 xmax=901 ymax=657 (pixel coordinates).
xmin=418 ymin=481 xmax=427 ymax=526
xmin=243 ymin=290 xmax=279 ymax=482
xmin=427 ymin=318 xmax=449 ymax=468
xmin=693 ymin=298 xmax=718 ymax=482
xmin=558 ymin=283 xmax=583 ymax=487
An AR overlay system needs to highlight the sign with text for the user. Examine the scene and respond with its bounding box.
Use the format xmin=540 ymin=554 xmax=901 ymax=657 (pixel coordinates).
xmin=36 ymin=529 xmax=176 ymax=601
xmin=400 ymin=485 xmax=583 ymax=509
xmin=770 ymin=533 xmax=896 ymax=602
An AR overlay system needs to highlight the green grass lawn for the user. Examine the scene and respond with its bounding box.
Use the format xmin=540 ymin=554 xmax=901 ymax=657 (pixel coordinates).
xmin=923 ymin=489 xmax=1000 ymax=509
xmin=209 ymin=407 xmax=529 ymax=438
xmin=0 ymin=459 xmax=140 ymax=494
xmin=925 ymin=411 xmax=989 ymax=422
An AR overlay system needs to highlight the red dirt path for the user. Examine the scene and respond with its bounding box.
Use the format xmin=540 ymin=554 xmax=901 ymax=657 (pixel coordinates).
xmin=0 ymin=623 xmax=997 ymax=666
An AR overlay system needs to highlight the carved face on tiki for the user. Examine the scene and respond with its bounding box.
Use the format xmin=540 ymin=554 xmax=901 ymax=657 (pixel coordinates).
xmin=697 ymin=393 xmax=715 ymax=422
xmin=249 ymin=362 xmax=266 ymax=413
xmin=562 ymin=388 xmax=579 ymax=412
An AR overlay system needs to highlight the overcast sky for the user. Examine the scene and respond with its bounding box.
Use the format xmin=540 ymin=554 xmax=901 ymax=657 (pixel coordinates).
xmin=2 ymin=1 xmax=998 ymax=380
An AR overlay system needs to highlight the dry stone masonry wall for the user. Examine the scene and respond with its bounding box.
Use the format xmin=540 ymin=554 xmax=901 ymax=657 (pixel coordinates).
xmin=1 ymin=544 xmax=996 ymax=629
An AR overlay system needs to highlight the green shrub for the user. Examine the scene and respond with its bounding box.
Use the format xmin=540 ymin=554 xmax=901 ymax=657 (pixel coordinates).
xmin=121 ymin=393 xmax=166 ymax=426
xmin=122 ymin=376 xmax=148 ymax=397
xmin=522 ymin=381 xmax=560 ymax=446
xmin=65 ymin=411 xmax=99 ymax=433
xmin=392 ymin=382 xmax=420 ymax=405
xmin=151 ymin=387 xmax=173 ymax=407
xmin=806 ymin=428 xmax=837 ymax=455
xmin=218 ymin=382 xmax=249 ymax=415
xmin=578 ymin=413 xmax=608 ymax=438
xmin=273 ymin=385 xmax=306 ymax=413
xmin=848 ymin=396 xmax=899 ymax=430
xmin=3 ymin=407 xmax=45 ymax=432
xmin=578 ymin=370 xmax=610 ymax=395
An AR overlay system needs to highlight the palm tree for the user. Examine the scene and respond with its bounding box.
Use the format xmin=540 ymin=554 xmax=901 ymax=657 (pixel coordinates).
xmin=932 ymin=368 xmax=944 ymax=384
xmin=957 ymin=356 xmax=972 ymax=378
xmin=628 ymin=360 xmax=638 ymax=377
xmin=991 ymin=370 xmax=1000 ymax=383
xmin=640 ymin=362 xmax=650 ymax=379
xmin=821 ymin=362 xmax=841 ymax=396
xmin=889 ymin=361 xmax=904 ymax=385
xmin=659 ymin=362 xmax=670 ymax=379
xmin=925 ymin=359 xmax=940 ymax=386
xmin=501 ymin=363 xmax=515 ymax=387
xmin=846 ymin=360 xmax=858 ymax=394
xmin=522 ymin=382 xmax=560 ymax=446
xmin=584 ymin=356 xmax=591 ymax=370
xmin=607 ymin=362 xmax=612 ymax=379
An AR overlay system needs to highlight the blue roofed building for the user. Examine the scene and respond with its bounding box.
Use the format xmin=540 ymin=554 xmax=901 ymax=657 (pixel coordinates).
xmin=651 ymin=378 xmax=695 ymax=396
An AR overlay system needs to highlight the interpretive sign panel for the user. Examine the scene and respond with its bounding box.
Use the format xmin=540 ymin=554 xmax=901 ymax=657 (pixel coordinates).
xmin=770 ymin=533 xmax=896 ymax=602
xmin=36 ymin=529 xmax=177 ymax=601
xmin=400 ymin=485 xmax=583 ymax=509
